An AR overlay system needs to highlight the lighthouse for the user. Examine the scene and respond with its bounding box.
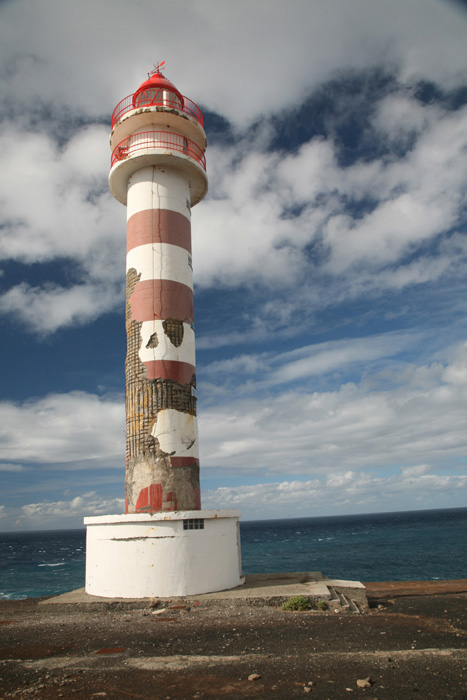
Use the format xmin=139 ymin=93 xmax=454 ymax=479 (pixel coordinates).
xmin=110 ymin=64 xmax=206 ymax=515
xmin=84 ymin=65 xmax=244 ymax=598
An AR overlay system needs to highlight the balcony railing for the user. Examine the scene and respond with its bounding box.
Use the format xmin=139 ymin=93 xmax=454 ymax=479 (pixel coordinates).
xmin=112 ymin=93 xmax=204 ymax=129
xmin=110 ymin=131 xmax=206 ymax=170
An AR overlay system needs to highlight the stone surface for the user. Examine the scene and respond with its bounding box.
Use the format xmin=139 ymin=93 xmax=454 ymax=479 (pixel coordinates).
xmin=42 ymin=571 xmax=367 ymax=609
xmin=1 ymin=584 xmax=467 ymax=699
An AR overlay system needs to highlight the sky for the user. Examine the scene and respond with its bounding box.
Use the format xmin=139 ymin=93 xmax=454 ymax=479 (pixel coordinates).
xmin=0 ymin=0 xmax=466 ymax=531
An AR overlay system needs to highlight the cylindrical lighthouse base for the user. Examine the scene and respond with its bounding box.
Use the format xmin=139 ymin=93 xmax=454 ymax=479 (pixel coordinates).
xmin=84 ymin=510 xmax=244 ymax=598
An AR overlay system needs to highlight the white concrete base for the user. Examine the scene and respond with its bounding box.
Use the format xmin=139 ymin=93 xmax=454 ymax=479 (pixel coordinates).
xmin=84 ymin=510 xmax=244 ymax=598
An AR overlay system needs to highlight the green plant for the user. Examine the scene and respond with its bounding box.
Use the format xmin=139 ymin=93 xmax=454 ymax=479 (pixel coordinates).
xmin=317 ymin=600 xmax=328 ymax=611
xmin=281 ymin=595 xmax=312 ymax=611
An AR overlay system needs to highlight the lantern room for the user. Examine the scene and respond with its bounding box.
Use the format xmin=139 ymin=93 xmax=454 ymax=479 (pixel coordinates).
xmin=132 ymin=65 xmax=184 ymax=110
xmin=109 ymin=64 xmax=208 ymax=207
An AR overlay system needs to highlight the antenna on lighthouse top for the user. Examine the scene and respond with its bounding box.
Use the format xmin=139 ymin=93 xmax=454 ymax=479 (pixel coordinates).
xmin=148 ymin=61 xmax=165 ymax=78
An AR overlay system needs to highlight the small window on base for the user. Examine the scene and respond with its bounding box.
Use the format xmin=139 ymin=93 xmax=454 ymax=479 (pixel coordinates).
xmin=183 ymin=518 xmax=205 ymax=530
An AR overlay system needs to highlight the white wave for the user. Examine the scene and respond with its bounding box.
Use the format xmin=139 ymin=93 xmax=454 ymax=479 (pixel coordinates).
xmin=0 ymin=592 xmax=27 ymax=600
xmin=38 ymin=563 xmax=65 ymax=567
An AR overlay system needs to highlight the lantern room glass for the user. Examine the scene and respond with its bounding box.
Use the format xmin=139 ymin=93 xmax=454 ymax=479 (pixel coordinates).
xmin=134 ymin=88 xmax=182 ymax=109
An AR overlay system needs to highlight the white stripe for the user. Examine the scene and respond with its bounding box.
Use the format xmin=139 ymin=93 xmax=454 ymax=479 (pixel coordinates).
xmin=152 ymin=409 xmax=199 ymax=459
xmin=127 ymin=243 xmax=193 ymax=288
xmin=127 ymin=166 xmax=191 ymax=221
xmin=138 ymin=320 xmax=195 ymax=365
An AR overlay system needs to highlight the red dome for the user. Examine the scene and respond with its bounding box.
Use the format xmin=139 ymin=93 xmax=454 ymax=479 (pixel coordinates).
xmin=132 ymin=71 xmax=184 ymax=109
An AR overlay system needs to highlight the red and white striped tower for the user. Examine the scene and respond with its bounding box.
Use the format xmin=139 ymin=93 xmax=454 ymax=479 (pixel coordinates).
xmin=84 ymin=66 xmax=243 ymax=599
xmin=109 ymin=64 xmax=208 ymax=515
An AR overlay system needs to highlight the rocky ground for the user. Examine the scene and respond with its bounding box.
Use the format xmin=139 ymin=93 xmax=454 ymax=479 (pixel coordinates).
xmin=0 ymin=582 xmax=466 ymax=700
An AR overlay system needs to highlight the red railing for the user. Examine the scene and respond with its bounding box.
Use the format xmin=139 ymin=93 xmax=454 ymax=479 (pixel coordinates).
xmin=112 ymin=93 xmax=204 ymax=129
xmin=110 ymin=131 xmax=206 ymax=170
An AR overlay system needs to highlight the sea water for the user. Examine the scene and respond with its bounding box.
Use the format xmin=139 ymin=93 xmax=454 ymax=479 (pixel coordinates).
xmin=0 ymin=529 xmax=86 ymax=600
xmin=0 ymin=507 xmax=465 ymax=600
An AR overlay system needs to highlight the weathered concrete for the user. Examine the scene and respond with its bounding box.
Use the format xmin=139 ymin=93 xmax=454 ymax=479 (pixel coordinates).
xmin=43 ymin=571 xmax=367 ymax=611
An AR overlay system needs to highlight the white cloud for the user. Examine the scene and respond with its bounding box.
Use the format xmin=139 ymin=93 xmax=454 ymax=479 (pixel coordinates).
xmin=20 ymin=491 xmax=124 ymax=519
xmin=6 ymin=464 xmax=464 ymax=528
xmin=0 ymin=4 xmax=465 ymax=335
xmin=282 ymin=105 xmax=467 ymax=276
xmin=268 ymin=333 xmax=414 ymax=386
xmin=0 ymin=122 xmax=126 ymax=331
xmin=199 ymin=341 xmax=467 ymax=474
xmin=202 ymin=469 xmax=467 ymax=519
xmin=401 ymin=464 xmax=430 ymax=478
xmin=1 ymin=0 xmax=466 ymax=126
xmin=0 ymin=463 xmax=29 ymax=472
xmin=195 ymin=147 xmax=308 ymax=289
xmin=0 ymin=340 xmax=465 ymax=527
xmin=0 ymin=392 xmax=124 ymax=466
xmin=193 ymin=99 xmax=467 ymax=320
xmin=0 ymin=125 xmax=118 ymax=263
xmin=1 ymin=339 xmax=465 ymax=485
xmin=373 ymin=93 xmax=440 ymax=142
xmin=202 ymin=331 xmax=419 ymax=389
xmin=10 ymin=491 xmax=125 ymax=530
xmin=0 ymin=281 xmax=123 ymax=334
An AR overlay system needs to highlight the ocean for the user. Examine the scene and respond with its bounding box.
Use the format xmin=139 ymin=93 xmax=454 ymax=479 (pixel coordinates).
xmin=0 ymin=507 xmax=465 ymax=600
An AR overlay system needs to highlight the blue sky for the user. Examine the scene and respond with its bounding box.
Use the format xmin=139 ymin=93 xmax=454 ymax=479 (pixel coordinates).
xmin=0 ymin=0 xmax=466 ymax=531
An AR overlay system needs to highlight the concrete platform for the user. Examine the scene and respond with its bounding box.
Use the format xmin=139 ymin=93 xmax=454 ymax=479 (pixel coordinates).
xmin=40 ymin=571 xmax=368 ymax=612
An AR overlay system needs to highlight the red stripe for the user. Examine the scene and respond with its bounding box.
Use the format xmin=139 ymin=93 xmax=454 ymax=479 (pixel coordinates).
xmin=166 ymin=491 xmax=178 ymax=511
xmin=170 ymin=457 xmax=200 ymax=468
xmin=129 ymin=279 xmax=193 ymax=323
xmin=142 ymin=360 xmax=195 ymax=384
xmin=135 ymin=483 xmax=163 ymax=512
xmin=127 ymin=210 xmax=191 ymax=254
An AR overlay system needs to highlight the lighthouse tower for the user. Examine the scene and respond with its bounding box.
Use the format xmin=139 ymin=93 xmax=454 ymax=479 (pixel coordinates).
xmin=84 ymin=65 xmax=243 ymax=598
xmin=111 ymin=65 xmax=206 ymax=515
